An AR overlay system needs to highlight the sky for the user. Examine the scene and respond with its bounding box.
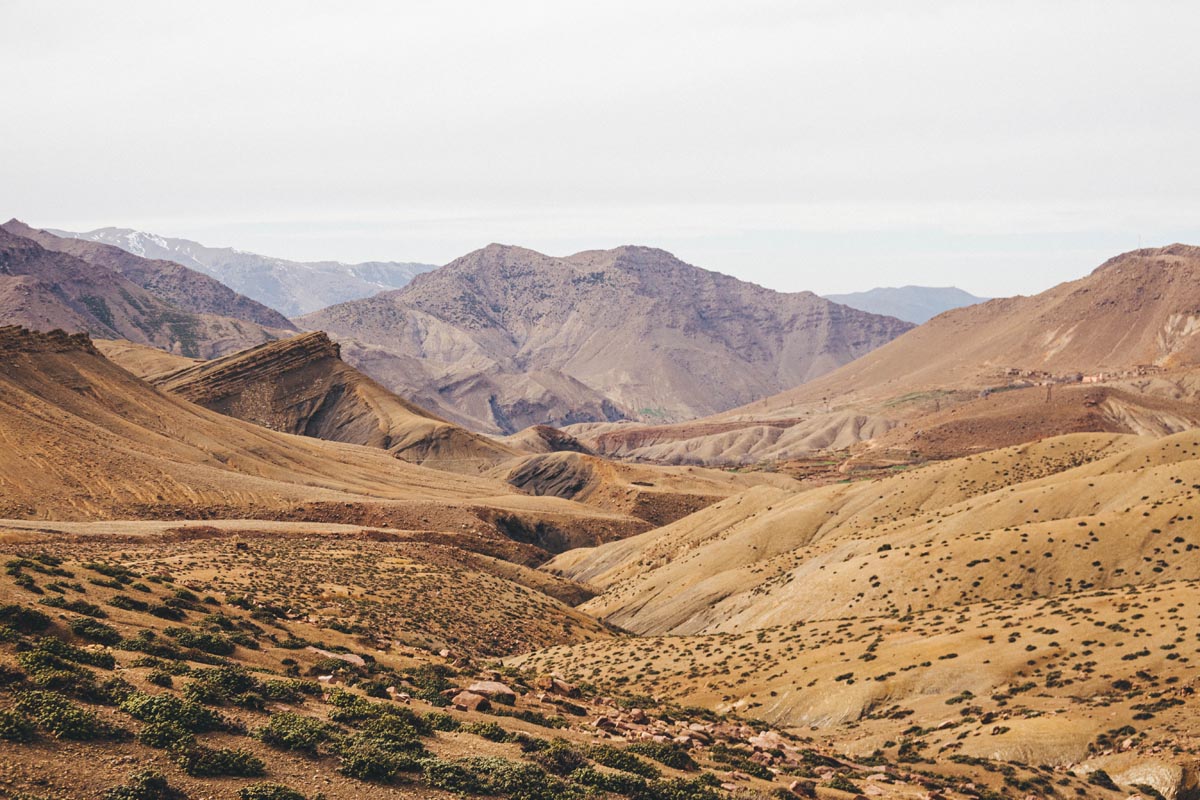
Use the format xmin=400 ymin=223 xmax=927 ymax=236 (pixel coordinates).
xmin=3 ymin=0 xmax=1198 ymax=298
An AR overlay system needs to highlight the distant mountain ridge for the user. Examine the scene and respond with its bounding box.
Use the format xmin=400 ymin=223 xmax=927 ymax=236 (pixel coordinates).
xmin=49 ymin=226 xmax=436 ymax=317
xmin=0 ymin=222 xmax=290 ymax=358
xmin=3 ymin=220 xmax=294 ymax=330
xmin=300 ymin=243 xmax=913 ymax=434
xmin=824 ymin=285 xmax=987 ymax=323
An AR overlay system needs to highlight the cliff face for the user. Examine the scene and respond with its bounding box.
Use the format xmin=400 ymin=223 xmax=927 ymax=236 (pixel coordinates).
xmin=156 ymin=332 xmax=518 ymax=473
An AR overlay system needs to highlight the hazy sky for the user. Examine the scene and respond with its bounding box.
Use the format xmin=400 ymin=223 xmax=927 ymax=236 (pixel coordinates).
xmin=3 ymin=1 xmax=1198 ymax=297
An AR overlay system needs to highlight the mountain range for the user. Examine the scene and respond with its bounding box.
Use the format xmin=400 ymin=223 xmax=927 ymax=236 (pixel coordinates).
xmin=5 ymin=221 xmax=1200 ymax=799
xmin=50 ymin=226 xmax=436 ymax=316
xmin=583 ymin=244 xmax=1200 ymax=465
xmin=300 ymin=244 xmax=914 ymax=433
xmin=0 ymin=221 xmax=292 ymax=357
xmin=823 ymin=284 xmax=987 ymax=323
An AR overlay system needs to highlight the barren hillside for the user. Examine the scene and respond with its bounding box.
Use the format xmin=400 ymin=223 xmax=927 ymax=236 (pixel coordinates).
xmin=300 ymin=244 xmax=912 ymax=433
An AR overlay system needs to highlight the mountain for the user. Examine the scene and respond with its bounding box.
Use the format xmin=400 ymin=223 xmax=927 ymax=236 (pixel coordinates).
xmin=0 ymin=226 xmax=289 ymax=358
xmin=299 ymin=244 xmax=914 ymax=434
xmin=824 ymin=284 xmax=987 ymax=323
xmin=0 ymin=325 xmax=646 ymax=554
xmin=50 ymin=225 xmax=436 ymax=316
xmin=4 ymin=221 xmax=295 ymax=330
xmin=146 ymin=331 xmax=519 ymax=474
xmin=584 ymin=244 xmax=1200 ymax=464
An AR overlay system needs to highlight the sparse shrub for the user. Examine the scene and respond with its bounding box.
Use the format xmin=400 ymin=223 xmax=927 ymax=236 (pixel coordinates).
xmin=102 ymin=769 xmax=187 ymax=800
xmin=627 ymin=741 xmax=697 ymax=771
xmin=335 ymin=736 xmax=419 ymax=782
xmin=15 ymin=689 xmax=127 ymax=740
xmin=0 ymin=603 xmax=51 ymax=633
xmin=589 ymin=743 xmax=661 ymax=778
xmin=175 ymin=744 xmax=265 ymax=777
xmin=136 ymin=720 xmax=195 ymax=751
xmin=109 ymin=595 xmax=150 ymax=613
xmin=261 ymin=677 xmax=319 ymax=702
xmin=0 ymin=708 xmax=36 ymax=742
xmin=570 ymin=766 xmax=648 ymax=796
xmin=120 ymin=691 xmax=231 ymax=733
xmin=532 ymin=739 xmax=588 ymax=776
xmin=462 ymin=720 xmax=512 ymax=742
xmin=238 ymin=785 xmax=307 ymax=800
xmin=70 ymin=616 xmax=122 ymax=645
xmin=257 ymin=712 xmax=336 ymax=756
xmin=424 ymin=710 xmax=461 ymax=732
xmin=824 ymin=775 xmax=863 ymax=794
xmin=147 ymin=669 xmax=174 ymax=688
xmin=422 ymin=758 xmax=484 ymax=794
xmin=165 ymin=626 xmax=235 ymax=655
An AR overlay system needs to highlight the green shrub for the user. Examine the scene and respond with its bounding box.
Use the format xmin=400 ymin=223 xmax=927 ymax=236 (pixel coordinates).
xmin=466 ymin=756 xmax=567 ymax=800
xmin=238 ymin=785 xmax=307 ymax=800
xmin=0 ymin=708 xmax=36 ymax=742
xmin=261 ymin=678 xmax=319 ymax=702
xmin=136 ymin=720 xmax=195 ymax=751
xmin=42 ymin=596 xmax=107 ymax=618
xmin=120 ymin=691 xmax=231 ymax=733
xmin=462 ymin=720 xmax=512 ymax=742
xmin=531 ymin=739 xmax=588 ymax=776
xmin=16 ymin=647 xmax=117 ymax=703
xmin=335 ymin=736 xmax=419 ymax=782
xmin=109 ymin=595 xmax=150 ymax=613
xmin=15 ymin=689 xmax=127 ymax=740
xmin=709 ymin=743 xmax=772 ymax=780
xmin=183 ymin=666 xmax=262 ymax=707
xmin=627 ymin=741 xmax=698 ymax=771
xmin=257 ymin=712 xmax=336 ymax=756
xmin=423 ymin=758 xmax=484 ymax=794
xmin=824 ymin=775 xmax=863 ymax=794
xmin=147 ymin=669 xmax=174 ymax=688
xmin=570 ymin=766 xmax=648 ymax=796
xmin=589 ymin=744 xmax=661 ymax=778
xmin=424 ymin=711 xmax=461 ymax=731
xmin=165 ymin=626 xmax=235 ymax=655
xmin=0 ymin=604 xmax=51 ymax=633
xmin=175 ymin=744 xmax=265 ymax=777
xmin=643 ymin=775 xmax=724 ymax=800
xmin=33 ymin=635 xmax=117 ymax=669
xmin=102 ymin=769 xmax=187 ymax=800
xmin=70 ymin=617 xmax=122 ymax=645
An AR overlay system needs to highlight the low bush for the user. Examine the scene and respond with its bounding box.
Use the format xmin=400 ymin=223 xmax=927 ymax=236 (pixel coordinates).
xmin=0 ymin=604 xmax=51 ymax=633
xmin=257 ymin=712 xmax=337 ymax=756
xmin=15 ymin=689 xmax=127 ymax=740
xmin=0 ymin=708 xmax=36 ymax=742
xmin=175 ymin=744 xmax=265 ymax=777
xmin=461 ymin=720 xmax=512 ymax=742
xmin=102 ymin=769 xmax=187 ymax=800
xmin=335 ymin=736 xmax=420 ymax=782
xmin=70 ymin=617 xmax=122 ymax=645
xmin=627 ymin=741 xmax=698 ymax=771
xmin=531 ymin=739 xmax=588 ymax=776
xmin=589 ymin=743 xmax=661 ymax=778
xmin=238 ymin=785 xmax=308 ymax=800
xmin=120 ymin=691 xmax=231 ymax=733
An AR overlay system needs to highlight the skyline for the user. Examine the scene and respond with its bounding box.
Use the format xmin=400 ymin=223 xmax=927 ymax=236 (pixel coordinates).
xmin=4 ymin=0 xmax=1198 ymax=297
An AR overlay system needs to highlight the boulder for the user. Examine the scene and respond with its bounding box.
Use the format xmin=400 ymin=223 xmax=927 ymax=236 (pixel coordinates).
xmin=467 ymin=680 xmax=518 ymax=705
xmin=452 ymin=691 xmax=491 ymax=712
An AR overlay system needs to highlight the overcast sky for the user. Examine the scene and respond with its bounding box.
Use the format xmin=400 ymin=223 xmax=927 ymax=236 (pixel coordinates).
xmin=3 ymin=1 xmax=1198 ymax=297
